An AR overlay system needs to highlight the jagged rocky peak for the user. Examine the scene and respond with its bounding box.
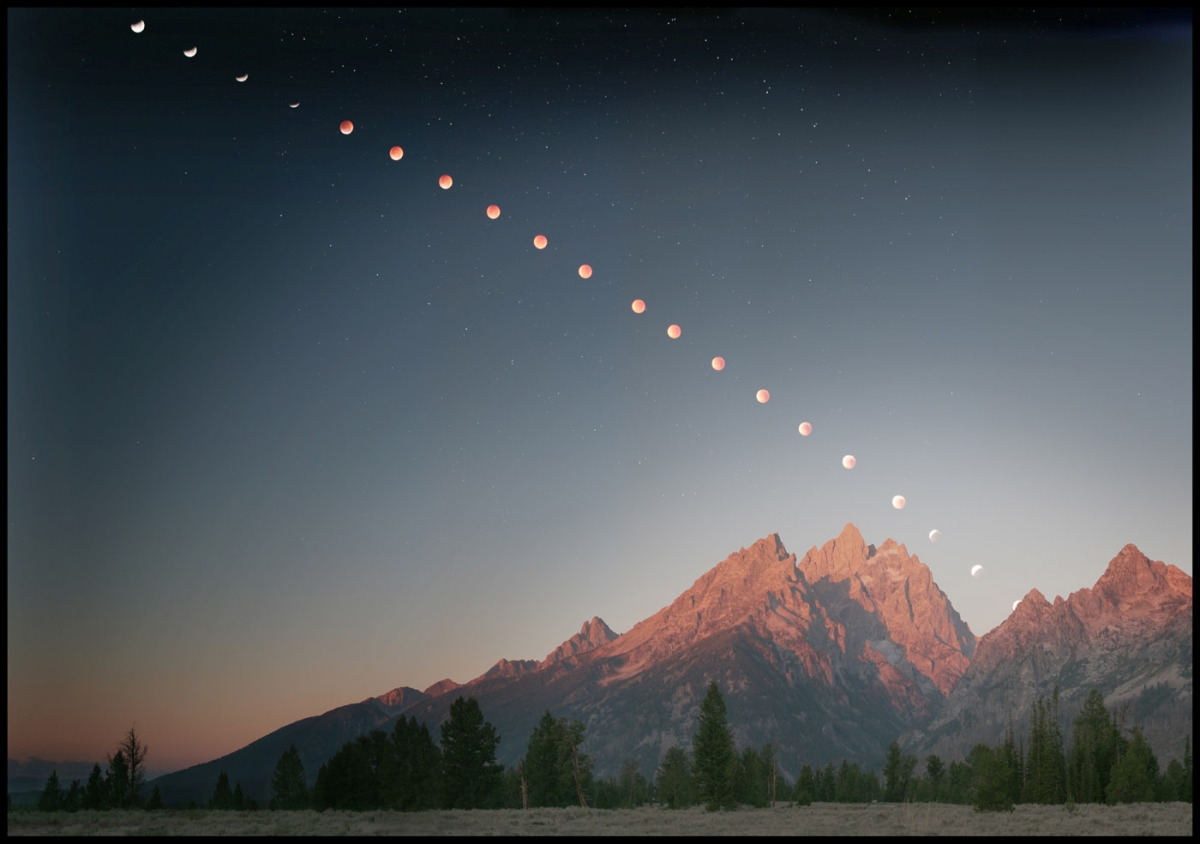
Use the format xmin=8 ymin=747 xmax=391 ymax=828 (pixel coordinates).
xmin=541 ymin=617 xmax=620 ymax=666
xmin=372 ymin=686 xmax=424 ymax=710
xmin=1092 ymin=544 xmax=1193 ymax=609
xmin=422 ymin=678 xmax=460 ymax=697
xmin=482 ymin=658 xmax=540 ymax=680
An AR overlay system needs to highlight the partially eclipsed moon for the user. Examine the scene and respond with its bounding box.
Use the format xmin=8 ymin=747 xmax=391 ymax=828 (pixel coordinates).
xmin=756 ymin=389 xmax=770 ymax=404
xmin=236 ymin=74 xmax=248 ymax=82
xmin=486 ymin=204 xmax=501 ymax=219
xmin=578 ymin=264 xmax=593 ymax=279
xmin=667 ymin=324 xmax=681 ymax=339
xmin=339 ymin=120 xmax=354 ymax=135
xmin=929 ymin=529 xmax=941 ymax=543
xmin=842 ymin=455 xmax=856 ymax=469
xmin=289 ymin=102 xmax=300 ymax=108
xmin=1012 ymin=599 xmax=1020 ymax=611
xmin=971 ymin=565 xmax=984 ymax=578
xmin=131 ymin=20 xmax=145 ymax=33
xmin=183 ymin=47 xmax=198 ymax=58
xmin=631 ymin=299 xmax=646 ymax=314
xmin=533 ymin=235 xmax=548 ymax=250
xmin=892 ymin=495 xmax=906 ymax=510
xmin=798 ymin=421 xmax=812 ymax=436
xmin=438 ymin=174 xmax=453 ymax=189
xmin=711 ymin=357 xmax=725 ymax=371
xmin=389 ymin=146 xmax=404 ymax=161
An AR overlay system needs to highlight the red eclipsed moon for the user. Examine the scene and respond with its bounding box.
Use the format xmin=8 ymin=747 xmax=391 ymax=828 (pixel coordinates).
xmin=389 ymin=146 xmax=404 ymax=161
xmin=892 ymin=495 xmax=906 ymax=509
xmin=631 ymin=299 xmax=646 ymax=314
xmin=339 ymin=120 xmax=354 ymax=135
xmin=438 ymin=174 xmax=453 ymax=189
xmin=798 ymin=421 xmax=812 ymax=436
xmin=578 ymin=264 xmax=592 ymax=279
xmin=712 ymin=357 xmax=725 ymax=371
xmin=842 ymin=455 xmax=856 ymax=469
xmin=486 ymin=204 xmax=501 ymax=219
xmin=667 ymin=324 xmax=681 ymax=339
xmin=756 ymin=389 xmax=770 ymax=404
xmin=533 ymin=235 xmax=548 ymax=250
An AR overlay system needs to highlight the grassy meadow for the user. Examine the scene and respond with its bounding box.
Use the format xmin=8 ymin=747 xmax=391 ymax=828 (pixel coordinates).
xmin=7 ymin=802 xmax=1193 ymax=836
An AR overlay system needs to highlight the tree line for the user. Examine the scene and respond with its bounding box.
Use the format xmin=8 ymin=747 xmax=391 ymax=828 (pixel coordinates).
xmin=26 ymin=684 xmax=1192 ymax=814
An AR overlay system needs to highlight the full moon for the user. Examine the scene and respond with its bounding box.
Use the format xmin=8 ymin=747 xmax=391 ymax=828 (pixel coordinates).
xmin=667 ymin=324 xmax=681 ymax=339
xmin=438 ymin=174 xmax=453 ymax=189
xmin=929 ymin=529 xmax=941 ymax=543
xmin=756 ymin=389 xmax=770 ymax=404
xmin=131 ymin=20 xmax=145 ymax=33
xmin=631 ymin=299 xmax=646 ymax=314
xmin=389 ymin=146 xmax=404 ymax=161
xmin=711 ymin=357 xmax=725 ymax=371
xmin=533 ymin=234 xmax=548 ymax=249
xmin=486 ymin=204 xmax=501 ymax=219
xmin=578 ymin=264 xmax=593 ymax=279
xmin=842 ymin=455 xmax=856 ymax=469
xmin=183 ymin=47 xmax=197 ymax=58
xmin=798 ymin=421 xmax=812 ymax=436
xmin=236 ymin=74 xmax=248 ymax=82
xmin=971 ymin=565 xmax=984 ymax=578
xmin=339 ymin=120 xmax=354 ymax=135
xmin=892 ymin=495 xmax=906 ymax=510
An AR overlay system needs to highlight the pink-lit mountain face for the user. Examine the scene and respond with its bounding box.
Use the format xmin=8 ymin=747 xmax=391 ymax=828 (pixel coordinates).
xmin=399 ymin=524 xmax=976 ymax=780
xmin=901 ymin=544 xmax=1192 ymax=765
xmin=147 ymin=526 xmax=1190 ymax=806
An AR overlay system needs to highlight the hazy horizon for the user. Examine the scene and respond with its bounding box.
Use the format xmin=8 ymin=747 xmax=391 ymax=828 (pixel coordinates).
xmin=8 ymin=8 xmax=1191 ymax=773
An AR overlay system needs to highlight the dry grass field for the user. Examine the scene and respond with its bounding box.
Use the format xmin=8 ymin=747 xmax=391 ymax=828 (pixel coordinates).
xmin=6 ymin=802 xmax=1193 ymax=836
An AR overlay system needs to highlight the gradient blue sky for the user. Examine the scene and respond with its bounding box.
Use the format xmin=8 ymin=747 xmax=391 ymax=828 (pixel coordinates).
xmin=8 ymin=8 xmax=1192 ymax=773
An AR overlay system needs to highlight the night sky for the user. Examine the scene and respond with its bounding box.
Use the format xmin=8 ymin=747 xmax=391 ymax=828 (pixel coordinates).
xmin=8 ymin=9 xmax=1192 ymax=773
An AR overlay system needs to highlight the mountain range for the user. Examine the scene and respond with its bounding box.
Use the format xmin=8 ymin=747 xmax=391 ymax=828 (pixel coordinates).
xmin=145 ymin=523 xmax=1191 ymax=806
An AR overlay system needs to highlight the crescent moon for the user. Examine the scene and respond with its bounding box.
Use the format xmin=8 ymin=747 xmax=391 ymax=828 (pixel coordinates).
xmin=236 ymin=74 xmax=248 ymax=82
xmin=1012 ymin=599 xmax=1020 ymax=611
xmin=971 ymin=564 xmax=983 ymax=578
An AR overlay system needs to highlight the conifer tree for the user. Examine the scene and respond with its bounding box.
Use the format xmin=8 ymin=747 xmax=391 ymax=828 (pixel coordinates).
xmin=1106 ymin=726 xmax=1159 ymax=804
xmin=439 ymin=696 xmax=503 ymax=809
xmin=970 ymin=744 xmax=1015 ymax=812
xmin=83 ymin=763 xmax=108 ymax=810
xmin=116 ymin=727 xmax=149 ymax=808
xmin=691 ymin=681 xmax=738 ymax=811
xmin=209 ymin=771 xmax=236 ymax=810
xmin=106 ymin=750 xmax=131 ymax=810
xmin=269 ymin=745 xmax=309 ymax=810
xmin=655 ymin=746 xmax=697 ymax=809
xmin=37 ymin=770 xmax=63 ymax=812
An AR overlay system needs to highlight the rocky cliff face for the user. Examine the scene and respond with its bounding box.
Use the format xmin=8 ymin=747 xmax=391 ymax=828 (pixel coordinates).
xmin=795 ymin=525 xmax=976 ymax=700
xmin=150 ymin=528 xmax=1190 ymax=806
xmin=901 ymin=544 xmax=1192 ymax=765
xmin=541 ymin=617 xmax=619 ymax=667
xmin=402 ymin=525 xmax=976 ymax=779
